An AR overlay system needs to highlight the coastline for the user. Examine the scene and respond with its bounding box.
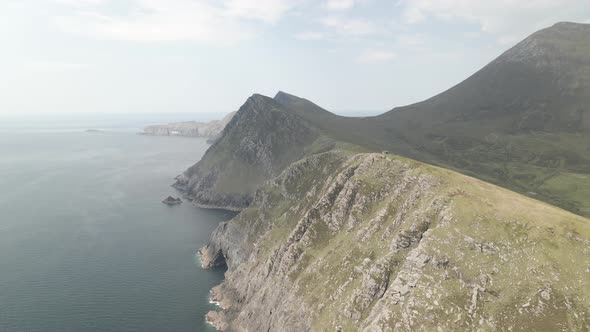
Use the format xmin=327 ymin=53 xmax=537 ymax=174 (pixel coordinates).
xmin=198 ymin=246 xmax=231 ymax=332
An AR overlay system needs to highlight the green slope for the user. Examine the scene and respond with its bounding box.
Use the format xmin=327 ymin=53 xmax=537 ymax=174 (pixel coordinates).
xmin=272 ymin=23 xmax=590 ymax=216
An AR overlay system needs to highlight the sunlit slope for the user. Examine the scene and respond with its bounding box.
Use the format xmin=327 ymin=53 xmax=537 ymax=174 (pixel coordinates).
xmin=201 ymin=151 xmax=590 ymax=331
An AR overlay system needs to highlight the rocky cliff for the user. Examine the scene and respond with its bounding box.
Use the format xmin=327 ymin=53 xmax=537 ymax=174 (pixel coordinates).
xmin=173 ymin=94 xmax=337 ymax=211
xmin=141 ymin=111 xmax=236 ymax=139
xmin=200 ymin=151 xmax=590 ymax=331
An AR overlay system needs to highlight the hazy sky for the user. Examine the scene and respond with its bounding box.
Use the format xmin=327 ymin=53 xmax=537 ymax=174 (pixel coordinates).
xmin=1 ymin=0 xmax=589 ymax=115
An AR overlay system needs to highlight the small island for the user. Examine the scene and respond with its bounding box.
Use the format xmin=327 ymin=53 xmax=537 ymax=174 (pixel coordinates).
xmin=162 ymin=196 xmax=182 ymax=206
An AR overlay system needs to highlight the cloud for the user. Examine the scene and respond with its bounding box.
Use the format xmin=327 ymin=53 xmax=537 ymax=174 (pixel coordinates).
xmin=294 ymin=31 xmax=324 ymax=41
xmin=396 ymin=33 xmax=430 ymax=51
xmin=402 ymin=7 xmax=425 ymax=24
xmin=51 ymin=0 xmax=106 ymax=5
xmin=356 ymin=49 xmax=395 ymax=63
xmin=320 ymin=17 xmax=377 ymax=36
xmin=25 ymin=61 xmax=91 ymax=71
xmin=54 ymin=0 xmax=299 ymax=43
xmin=399 ymin=0 xmax=590 ymax=44
xmin=324 ymin=0 xmax=356 ymax=11
xmin=224 ymin=0 xmax=299 ymax=23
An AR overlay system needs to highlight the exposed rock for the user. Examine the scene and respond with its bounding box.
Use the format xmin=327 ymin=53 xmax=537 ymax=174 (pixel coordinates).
xmin=161 ymin=196 xmax=182 ymax=205
xmin=205 ymin=311 xmax=228 ymax=331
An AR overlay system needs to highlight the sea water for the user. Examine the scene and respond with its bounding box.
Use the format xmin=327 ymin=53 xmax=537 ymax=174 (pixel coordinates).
xmin=0 ymin=114 xmax=231 ymax=331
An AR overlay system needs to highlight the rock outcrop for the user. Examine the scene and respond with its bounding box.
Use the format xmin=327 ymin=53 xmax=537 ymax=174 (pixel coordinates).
xmin=200 ymin=152 xmax=590 ymax=331
xmin=162 ymin=196 xmax=182 ymax=205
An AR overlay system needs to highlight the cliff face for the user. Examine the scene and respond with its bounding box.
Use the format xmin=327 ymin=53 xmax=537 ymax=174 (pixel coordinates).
xmin=200 ymin=151 xmax=590 ymax=331
xmin=174 ymin=94 xmax=333 ymax=211
xmin=141 ymin=111 xmax=236 ymax=139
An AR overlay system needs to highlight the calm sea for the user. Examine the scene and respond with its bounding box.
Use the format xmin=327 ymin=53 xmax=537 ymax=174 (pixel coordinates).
xmin=0 ymin=114 xmax=232 ymax=331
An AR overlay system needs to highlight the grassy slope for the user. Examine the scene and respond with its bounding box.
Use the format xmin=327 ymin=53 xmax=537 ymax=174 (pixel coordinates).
xmin=234 ymin=149 xmax=590 ymax=331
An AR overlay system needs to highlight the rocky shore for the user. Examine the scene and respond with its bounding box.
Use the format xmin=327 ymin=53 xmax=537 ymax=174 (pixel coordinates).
xmin=162 ymin=196 xmax=182 ymax=205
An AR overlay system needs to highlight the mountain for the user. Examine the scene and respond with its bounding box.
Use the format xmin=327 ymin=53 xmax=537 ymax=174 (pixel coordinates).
xmin=140 ymin=111 xmax=236 ymax=139
xmin=268 ymin=23 xmax=590 ymax=216
xmin=382 ymin=22 xmax=590 ymax=133
xmin=372 ymin=22 xmax=590 ymax=215
xmin=177 ymin=23 xmax=590 ymax=214
xmin=173 ymin=94 xmax=340 ymax=211
xmin=172 ymin=23 xmax=590 ymax=330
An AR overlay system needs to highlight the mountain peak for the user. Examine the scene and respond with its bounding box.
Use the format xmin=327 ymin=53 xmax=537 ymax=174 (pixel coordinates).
xmin=499 ymin=21 xmax=590 ymax=67
xmin=274 ymin=91 xmax=304 ymax=104
xmin=248 ymin=93 xmax=273 ymax=104
xmin=550 ymin=21 xmax=590 ymax=30
xmin=273 ymin=91 xmax=335 ymax=119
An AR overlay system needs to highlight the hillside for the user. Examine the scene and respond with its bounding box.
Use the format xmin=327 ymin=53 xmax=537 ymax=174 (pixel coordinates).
xmin=201 ymin=151 xmax=590 ymax=331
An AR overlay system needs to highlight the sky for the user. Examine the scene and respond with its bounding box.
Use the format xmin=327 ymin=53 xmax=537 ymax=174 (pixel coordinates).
xmin=1 ymin=0 xmax=589 ymax=116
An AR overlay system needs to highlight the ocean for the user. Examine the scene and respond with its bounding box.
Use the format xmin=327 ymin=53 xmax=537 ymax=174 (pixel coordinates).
xmin=0 ymin=114 xmax=232 ymax=331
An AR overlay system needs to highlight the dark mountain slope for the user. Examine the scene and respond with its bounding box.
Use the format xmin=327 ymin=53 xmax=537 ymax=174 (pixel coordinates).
xmin=382 ymin=22 xmax=590 ymax=133
xmin=372 ymin=22 xmax=590 ymax=215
